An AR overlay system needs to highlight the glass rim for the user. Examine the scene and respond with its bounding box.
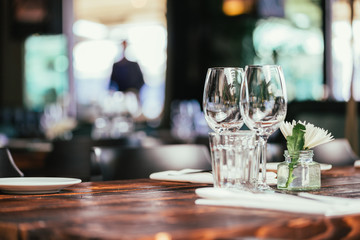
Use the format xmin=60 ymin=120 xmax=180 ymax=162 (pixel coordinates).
xmin=245 ymin=64 xmax=281 ymax=69
xmin=207 ymin=67 xmax=244 ymax=70
xmin=284 ymin=150 xmax=314 ymax=154
xmin=208 ymin=130 xmax=255 ymax=136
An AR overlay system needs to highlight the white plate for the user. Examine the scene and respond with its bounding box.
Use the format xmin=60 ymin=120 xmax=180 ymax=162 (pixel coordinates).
xmin=265 ymin=162 xmax=332 ymax=171
xmin=0 ymin=177 xmax=82 ymax=194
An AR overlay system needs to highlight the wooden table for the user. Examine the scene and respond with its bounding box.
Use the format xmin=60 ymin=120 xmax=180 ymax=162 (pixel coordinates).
xmin=1 ymin=167 xmax=360 ymax=240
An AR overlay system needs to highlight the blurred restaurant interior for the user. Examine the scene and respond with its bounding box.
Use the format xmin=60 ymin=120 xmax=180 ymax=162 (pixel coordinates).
xmin=0 ymin=0 xmax=359 ymax=181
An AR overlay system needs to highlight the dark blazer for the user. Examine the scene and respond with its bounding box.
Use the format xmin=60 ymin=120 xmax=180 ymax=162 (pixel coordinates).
xmin=109 ymin=58 xmax=144 ymax=91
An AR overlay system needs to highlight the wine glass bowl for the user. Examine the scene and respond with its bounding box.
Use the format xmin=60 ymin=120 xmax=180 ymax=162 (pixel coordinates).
xmin=203 ymin=67 xmax=244 ymax=133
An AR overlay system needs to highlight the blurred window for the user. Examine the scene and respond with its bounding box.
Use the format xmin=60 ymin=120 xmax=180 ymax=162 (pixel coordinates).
xmin=72 ymin=0 xmax=167 ymax=123
xmin=24 ymin=34 xmax=69 ymax=111
xmin=73 ymin=22 xmax=167 ymax=121
xmin=330 ymin=0 xmax=360 ymax=101
xmin=252 ymin=0 xmax=324 ymax=101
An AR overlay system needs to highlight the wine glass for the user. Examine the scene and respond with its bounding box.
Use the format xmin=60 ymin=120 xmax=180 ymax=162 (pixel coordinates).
xmin=240 ymin=65 xmax=287 ymax=190
xmin=203 ymin=67 xmax=244 ymax=132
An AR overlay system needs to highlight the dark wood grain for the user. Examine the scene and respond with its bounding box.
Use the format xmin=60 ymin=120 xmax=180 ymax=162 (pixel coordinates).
xmin=1 ymin=167 xmax=360 ymax=239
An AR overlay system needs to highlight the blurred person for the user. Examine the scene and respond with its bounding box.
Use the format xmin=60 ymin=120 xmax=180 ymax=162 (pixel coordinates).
xmin=109 ymin=40 xmax=145 ymax=92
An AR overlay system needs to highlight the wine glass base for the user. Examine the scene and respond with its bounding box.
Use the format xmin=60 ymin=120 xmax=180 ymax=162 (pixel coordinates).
xmin=257 ymin=183 xmax=274 ymax=192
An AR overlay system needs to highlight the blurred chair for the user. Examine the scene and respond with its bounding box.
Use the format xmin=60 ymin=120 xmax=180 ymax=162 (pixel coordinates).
xmin=43 ymin=137 xmax=139 ymax=181
xmin=313 ymin=139 xmax=359 ymax=166
xmin=0 ymin=148 xmax=24 ymax=177
xmin=267 ymin=143 xmax=285 ymax=163
xmin=43 ymin=137 xmax=95 ymax=181
xmin=92 ymin=144 xmax=212 ymax=181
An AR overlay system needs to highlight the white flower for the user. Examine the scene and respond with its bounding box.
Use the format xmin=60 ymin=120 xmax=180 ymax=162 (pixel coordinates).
xmin=303 ymin=122 xmax=334 ymax=149
xmin=280 ymin=120 xmax=334 ymax=149
xmin=280 ymin=120 xmax=297 ymax=138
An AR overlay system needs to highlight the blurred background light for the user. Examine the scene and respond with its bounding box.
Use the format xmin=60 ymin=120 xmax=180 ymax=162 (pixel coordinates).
xmin=73 ymin=20 xmax=108 ymax=39
xmin=222 ymin=0 xmax=253 ymax=16
xmin=73 ymin=40 xmax=118 ymax=73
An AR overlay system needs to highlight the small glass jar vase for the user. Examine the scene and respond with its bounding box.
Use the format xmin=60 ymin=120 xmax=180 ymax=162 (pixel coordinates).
xmin=277 ymin=150 xmax=321 ymax=191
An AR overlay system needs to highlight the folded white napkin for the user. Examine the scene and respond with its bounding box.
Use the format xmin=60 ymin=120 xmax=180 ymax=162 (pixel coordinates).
xmin=149 ymin=169 xmax=277 ymax=186
xmin=150 ymin=169 xmax=213 ymax=184
xmin=354 ymin=160 xmax=360 ymax=168
xmin=195 ymin=187 xmax=360 ymax=216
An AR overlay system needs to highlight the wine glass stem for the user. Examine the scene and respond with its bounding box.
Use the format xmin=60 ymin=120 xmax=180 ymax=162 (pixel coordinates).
xmin=258 ymin=136 xmax=268 ymax=187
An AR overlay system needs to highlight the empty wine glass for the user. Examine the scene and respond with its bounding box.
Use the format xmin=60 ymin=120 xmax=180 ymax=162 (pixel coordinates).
xmin=203 ymin=67 xmax=244 ymax=132
xmin=240 ymin=65 xmax=287 ymax=190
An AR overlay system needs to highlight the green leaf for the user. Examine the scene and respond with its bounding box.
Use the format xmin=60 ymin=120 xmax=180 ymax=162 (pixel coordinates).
xmin=286 ymin=123 xmax=305 ymax=154
xmin=285 ymin=166 xmax=296 ymax=188
xmin=283 ymin=123 xmax=306 ymax=188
